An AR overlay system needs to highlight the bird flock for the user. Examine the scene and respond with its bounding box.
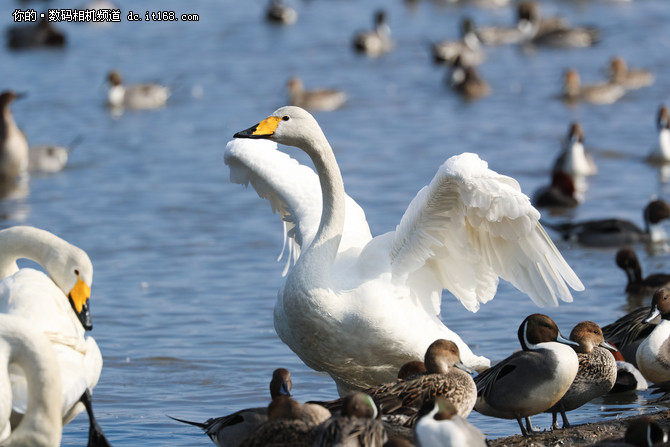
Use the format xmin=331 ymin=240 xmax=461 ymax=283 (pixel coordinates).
xmin=2 ymin=0 xmax=670 ymax=446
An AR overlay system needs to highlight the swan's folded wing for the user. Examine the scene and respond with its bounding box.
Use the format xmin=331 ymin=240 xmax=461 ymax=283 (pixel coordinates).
xmin=390 ymin=152 xmax=583 ymax=312
xmin=225 ymin=139 xmax=371 ymax=273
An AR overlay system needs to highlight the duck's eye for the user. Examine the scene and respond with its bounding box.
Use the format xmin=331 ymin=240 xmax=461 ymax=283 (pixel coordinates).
xmin=282 ymin=116 xmax=290 ymax=121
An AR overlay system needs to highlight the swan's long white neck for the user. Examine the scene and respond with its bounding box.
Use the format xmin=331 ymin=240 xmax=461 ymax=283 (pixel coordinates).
xmin=1 ymin=316 xmax=62 ymax=446
xmin=0 ymin=227 xmax=56 ymax=279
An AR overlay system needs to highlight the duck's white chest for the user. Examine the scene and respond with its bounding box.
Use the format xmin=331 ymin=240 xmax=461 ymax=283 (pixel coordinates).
xmin=636 ymin=320 xmax=670 ymax=383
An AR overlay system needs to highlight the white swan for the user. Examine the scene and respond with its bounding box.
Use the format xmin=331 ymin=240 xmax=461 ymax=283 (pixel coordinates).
xmin=1 ymin=314 xmax=62 ymax=447
xmin=228 ymin=106 xmax=584 ymax=393
xmin=0 ymin=226 xmax=110 ymax=446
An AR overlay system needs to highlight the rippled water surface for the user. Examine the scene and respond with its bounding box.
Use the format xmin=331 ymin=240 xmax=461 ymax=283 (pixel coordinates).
xmin=2 ymin=0 xmax=670 ymax=444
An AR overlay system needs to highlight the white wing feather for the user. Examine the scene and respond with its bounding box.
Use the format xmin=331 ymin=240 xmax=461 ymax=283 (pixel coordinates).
xmin=224 ymin=139 xmax=372 ymax=273
xmin=390 ymin=153 xmax=584 ymax=312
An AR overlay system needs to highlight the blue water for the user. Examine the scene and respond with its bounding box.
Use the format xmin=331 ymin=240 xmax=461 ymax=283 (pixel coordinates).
xmin=2 ymin=0 xmax=670 ymax=444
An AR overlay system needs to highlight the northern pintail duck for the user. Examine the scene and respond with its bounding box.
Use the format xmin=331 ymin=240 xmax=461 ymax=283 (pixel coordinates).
xmin=170 ymin=368 xmax=298 ymax=447
xmin=562 ymin=68 xmax=625 ymax=105
xmin=414 ymin=398 xmax=487 ymax=447
xmin=266 ymin=0 xmax=297 ymax=25
xmin=648 ymin=105 xmax=670 ymax=164
xmin=608 ymin=56 xmax=654 ymax=90
xmin=529 ymin=20 xmax=598 ymax=47
xmin=532 ymin=171 xmax=580 ymax=209
xmin=602 ymin=306 xmax=658 ymax=367
xmin=229 ymin=107 xmax=582 ymax=392
xmin=28 ymin=144 xmax=69 ymax=174
xmin=353 ymin=10 xmax=392 ymax=57
xmin=448 ymin=57 xmax=491 ymax=100
xmin=313 ymin=392 xmax=387 ymax=447
xmin=546 ymin=321 xmax=617 ymax=429
xmin=623 ymin=416 xmax=668 ymax=446
xmin=7 ymin=16 xmax=66 ymax=50
xmin=636 ymin=288 xmax=670 ymax=383
xmin=616 ymin=247 xmax=670 ymax=297
xmin=473 ymin=313 xmax=579 ymax=436
xmin=287 ymin=77 xmax=346 ymax=112
xmin=545 ymin=199 xmax=670 ymax=247
xmin=397 ymin=360 xmax=427 ymax=381
xmin=106 ymin=70 xmax=170 ymax=110
xmin=553 ymin=122 xmax=597 ymax=177
xmin=431 ymin=18 xmax=485 ymax=67
xmin=239 ymin=395 xmax=331 ymax=447
xmin=0 ymin=91 xmax=29 ymax=186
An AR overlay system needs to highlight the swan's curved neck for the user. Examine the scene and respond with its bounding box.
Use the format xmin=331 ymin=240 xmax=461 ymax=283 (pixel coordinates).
xmin=0 ymin=227 xmax=56 ymax=279
xmin=1 ymin=317 xmax=62 ymax=446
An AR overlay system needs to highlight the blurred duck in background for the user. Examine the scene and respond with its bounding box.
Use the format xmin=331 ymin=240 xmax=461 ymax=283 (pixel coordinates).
xmin=266 ymin=0 xmax=297 ymax=26
xmin=431 ymin=18 xmax=485 ymax=67
xmin=562 ymin=68 xmax=625 ymax=105
xmin=0 ymin=91 xmax=29 ymax=189
xmin=448 ymin=56 xmax=490 ymax=100
xmin=553 ymin=122 xmax=597 ymax=177
xmin=287 ymin=77 xmax=346 ymax=112
xmin=648 ymin=105 xmax=670 ymax=164
xmin=607 ymin=56 xmax=654 ymax=90
xmin=6 ymin=16 xmax=66 ymax=50
xmin=106 ymin=70 xmax=170 ymax=111
xmin=353 ymin=10 xmax=392 ymax=57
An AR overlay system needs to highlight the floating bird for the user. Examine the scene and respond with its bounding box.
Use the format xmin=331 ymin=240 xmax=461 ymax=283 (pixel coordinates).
xmin=106 ymin=70 xmax=170 ymax=110
xmin=624 ymin=416 xmax=668 ymax=446
xmin=532 ymin=171 xmax=580 ymax=209
xmin=0 ymin=226 xmax=110 ymax=447
xmin=546 ymin=321 xmax=617 ymax=429
xmin=266 ymin=0 xmax=297 ymax=25
xmin=648 ymin=105 xmax=670 ymax=164
xmin=227 ymin=106 xmax=583 ymax=393
xmin=448 ymin=56 xmax=490 ymax=100
xmin=28 ymin=136 xmax=81 ymax=174
xmin=553 ymin=122 xmax=597 ymax=177
xmin=414 ymin=398 xmax=487 ymax=447
xmin=562 ymin=68 xmax=625 ymax=105
xmin=602 ymin=306 xmax=657 ymax=367
xmin=286 ymin=77 xmax=346 ymax=112
xmin=313 ymin=392 xmax=387 ymax=447
xmin=6 ymin=16 xmax=66 ymax=50
xmin=0 ymin=91 xmax=29 ymax=187
xmin=353 ymin=10 xmax=392 ymax=57
xmin=544 ymin=199 xmax=670 ymax=247
xmin=608 ymin=56 xmax=654 ymax=90
xmin=616 ymin=247 xmax=670 ymax=297
xmin=636 ymin=288 xmax=670 ymax=383
xmin=431 ymin=18 xmax=485 ymax=66
xmin=0 ymin=314 xmax=62 ymax=447
xmin=474 ymin=3 xmax=536 ymax=45
xmin=474 ymin=313 xmax=579 ymax=436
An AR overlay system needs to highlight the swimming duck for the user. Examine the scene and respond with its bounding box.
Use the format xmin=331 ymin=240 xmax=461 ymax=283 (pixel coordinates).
xmin=353 ymin=10 xmax=392 ymax=57
xmin=0 ymin=91 xmax=29 ymax=186
xmin=228 ymin=107 xmax=582 ymax=392
xmin=544 ymin=199 xmax=670 ymax=247
xmin=266 ymin=0 xmax=297 ymax=25
xmin=0 ymin=226 xmax=110 ymax=446
xmin=313 ymin=392 xmax=387 ymax=447
xmin=532 ymin=172 xmax=580 ymax=209
xmin=608 ymin=56 xmax=654 ymax=90
xmin=648 ymin=105 xmax=670 ymax=164
xmin=529 ymin=21 xmax=598 ymax=47
xmin=553 ymin=122 xmax=597 ymax=177
xmin=474 ymin=2 xmax=537 ymax=45
xmin=473 ymin=313 xmax=579 ymax=436
xmin=546 ymin=321 xmax=617 ymax=429
xmin=286 ymin=77 xmax=347 ymax=112
xmin=431 ymin=18 xmax=485 ymax=67
xmin=0 ymin=314 xmax=63 ymax=447
xmin=616 ymin=247 xmax=670 ymax=297
xmin=636 ymin=288 xmax=670 ymax=383
xmin=170 ymin=368 xmax=298 ymax=447
xmin=414 ymin=398 xmax=487 ymax=447
xmin=106 ymin=70 xmax=170 ymax=110
xmin=448 ymin=56 xmax=491 ymax=100
xmin=7 ymin=16 xmax=66 ymax=50
xmin=562 ymin=68 xmax=625 ymax=105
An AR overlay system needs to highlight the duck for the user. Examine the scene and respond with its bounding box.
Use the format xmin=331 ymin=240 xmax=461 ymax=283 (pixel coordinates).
xmin=239 ymin=395 xmax=331 ymax=447
xmin=529 ymin=21 xmax=598 ymax=48
xmin=473 ymin=313 xmax=579 ymax=436
xmin=28 ymin=144 xmax=69 ymax=174
xmin=6 ymin=16 xmax=66 ymax=50
xmin=608 ymin=56 xmax=654 ymax=90
xmin=286 ymin=77 xmax=346 ymax=112
xmin=616 ymin=247 xmax=670 ymax=296
xmin=431 ymin=18 xmax=485 ymax=67
xmin=313 ymin=392 xmax=387 ymax=447
xmin=553 ymin=122 xmax=597 ymax=177
xmin=106 ymin=70 xmax=170 ymax=110
xmin=414 ymin=398 xmax=487 ymax=447
xmin=0 ymin=226 xmax=110 ymax=447
xmin=0 ymin=314 xmax=62 ymax=447
xmin=544 ymin=199 xmax=670 ymax=247
xmin=0 ymin=91 xmax=29 ymax=186
xmin=170 ymin=368 xmax=298 ymax=447
xmin=448 ymin=56 xmax=491 ymax=100
xmin=353 ymin=10 xmax=392 ymax=57
xmin=532 ymin=171 xmax=580 ymax=209
xmin=562 ymin=68 xmax=626 ymax=105
xmin=546 ymin=321 xmax=617 ymax=429
xmin=609 ymin=360 xmax=647 ymax=393
xmin=636 ymin=288 xmax=670 ymax=383
xmin=266 ymin=0 xmax=297 ymax=25
xmin=397 ymin=361 xmax=427 ymax=381
xmin=648 ymin=105 xmax=670 ymax=164
xmin=228 ymin=106 xmax=583 ymax=392
xmin=602 ymin=306 xmax=657 ymax=366
xmin=474 ymin=3 xmax=537 ymax=45
xmin=623 ymin=417 xmax=668 ymax=445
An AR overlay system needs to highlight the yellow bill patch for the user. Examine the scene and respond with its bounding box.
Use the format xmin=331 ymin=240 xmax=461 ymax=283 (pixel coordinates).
xmin=69 ymin=277 xmax=91 ymax=312
xmin=253 ymin=116 xmax=282 ymax=136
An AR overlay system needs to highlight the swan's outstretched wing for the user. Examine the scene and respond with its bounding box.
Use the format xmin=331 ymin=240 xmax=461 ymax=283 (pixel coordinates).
xmin=390 ymin=152 xmax=583 ymax=312
xmin=225 ymin=139 xmax=371 ymax=273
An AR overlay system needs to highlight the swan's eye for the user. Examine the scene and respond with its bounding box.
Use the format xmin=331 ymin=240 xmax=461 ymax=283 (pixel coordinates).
xmin=74 ymin=269 xmax=80 ymax=276
xmin=282 ymin=116 xmax=290 ymax=121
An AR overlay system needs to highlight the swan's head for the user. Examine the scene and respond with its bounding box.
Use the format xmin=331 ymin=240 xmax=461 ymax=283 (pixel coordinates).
xmin=234 ymin=106 xmax=327 ymax=153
